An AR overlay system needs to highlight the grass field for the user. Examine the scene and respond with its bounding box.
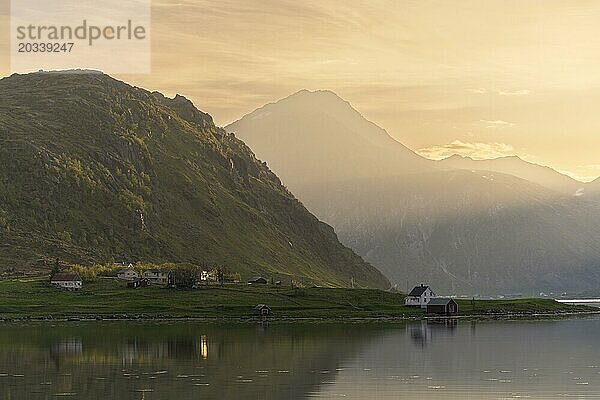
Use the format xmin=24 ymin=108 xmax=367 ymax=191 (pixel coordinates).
xmin=0 ymin=277 xmax=593 ymax=319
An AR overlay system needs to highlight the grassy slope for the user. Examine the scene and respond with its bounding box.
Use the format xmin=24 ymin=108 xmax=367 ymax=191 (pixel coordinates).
xmin=0 ymin=72 xmax=388 ymax=288
xmin=0 ymin=278 xmax=592 ymax=319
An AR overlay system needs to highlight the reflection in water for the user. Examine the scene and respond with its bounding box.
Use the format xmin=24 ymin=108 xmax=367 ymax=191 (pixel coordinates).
xmin=408 ymin=320 xmax=458 ymax=348
xmin=200 ymin=335 xmax=208 ymax=360
xmin=315 ymin=317 xmax=600 ymax=399
xmin=1 ymin=318 xmax=600 ymax=399
xmin=0 ymin=322 xmax=381 ymax=400
xmin=51 ymin=337 xmax=83 ymax=358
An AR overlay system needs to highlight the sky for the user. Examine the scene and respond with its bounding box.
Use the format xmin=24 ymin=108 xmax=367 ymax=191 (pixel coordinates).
xmin=2 ymin=0 xmax=600 ymax=181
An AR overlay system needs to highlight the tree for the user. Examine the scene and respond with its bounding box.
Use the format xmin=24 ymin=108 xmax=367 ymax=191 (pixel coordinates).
xmin=215 ymin=268 xmax=224 ymax=286
xmin=170 ymin=265 xmax=199 ymax=288
xmin=51 ymin=258 xmax=61 ymax=277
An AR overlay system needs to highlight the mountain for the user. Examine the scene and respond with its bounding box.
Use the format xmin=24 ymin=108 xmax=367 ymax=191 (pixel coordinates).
xmin=0 ymin=72 xmax=388 ymax=289
xmin=587 ymin=177 xmax=600 ymax=198
xmin=228 ymin=90 xmax=600 ymax=295
xmin=226 ymin=89 xmax=433 ymax=192
xmin=297 ymin=171 xmax=600 ymax=294
xmin=437 ymin=154 xmax=585 ymax=196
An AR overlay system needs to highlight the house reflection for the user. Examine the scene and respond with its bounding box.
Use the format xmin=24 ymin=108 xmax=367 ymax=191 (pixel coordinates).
xmin=200 ymin=335 xmax=208 ymax=359
xmin=407 ymin=319 xmax=457 ymax=347
xmin=408 ymin=321 xmax=430 ymax=347
xmin=115 ymin=335 xmax=214 ymax=365
xmin=49 ymin=337 xmax=83 ymax=369
xmin=50 ymin=337 xmax=83 ymax=357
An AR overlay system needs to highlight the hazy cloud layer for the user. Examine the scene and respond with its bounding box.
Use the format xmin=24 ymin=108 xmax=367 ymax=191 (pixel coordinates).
xmin=2 ymin=0 xmax=600 ymax=179
xmin=417 ymin=140 xmax=517 ymax=160
xmin=499 ymin=89 xmax=531 ymax=96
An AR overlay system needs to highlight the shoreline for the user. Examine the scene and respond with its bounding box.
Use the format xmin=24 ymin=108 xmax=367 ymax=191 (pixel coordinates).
xmin=1 ymin=310 xmax=599 ymax=324
xmin=2 ymin=279 xmax=596 ymax=324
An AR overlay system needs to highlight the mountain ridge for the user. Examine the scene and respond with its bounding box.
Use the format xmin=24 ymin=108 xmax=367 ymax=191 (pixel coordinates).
xmin=0 ymin=72 xmax=389 ymax=288
xmin=436 ymin=154 xmax=586 ymax=195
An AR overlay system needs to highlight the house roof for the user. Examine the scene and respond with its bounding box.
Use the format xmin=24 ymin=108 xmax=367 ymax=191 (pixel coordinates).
xmin=51 ymin=272 xmax=82 ymax=282
xmin=427 ymin=297 xmax=455 ymax=306
xmin=248 ymin=276 xmax=267 ymax=282
xmin=118 ymin=268 xmax=136 ymax=273
xmin=254 ymin=304 xmax=271 ymax=310
xmin=407 ymin=285 xmax=430 ymax=297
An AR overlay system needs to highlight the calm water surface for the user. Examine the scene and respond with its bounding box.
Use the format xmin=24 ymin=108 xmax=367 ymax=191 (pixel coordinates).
xmin=2 ymin=317 xmax=600 ymax=399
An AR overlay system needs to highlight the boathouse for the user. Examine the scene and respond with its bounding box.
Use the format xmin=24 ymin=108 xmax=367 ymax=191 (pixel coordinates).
xmin=426 ymin=298 xmax=458 ymax=316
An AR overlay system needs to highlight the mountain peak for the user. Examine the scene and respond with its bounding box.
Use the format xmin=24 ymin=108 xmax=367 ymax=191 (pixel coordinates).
xmin=226 ymin=90 xmax=432 ymax=191
xmin=270 ymin=88 xmax=353 ymax=113
xmin=287 ymin=88 xmax=342 ymax=99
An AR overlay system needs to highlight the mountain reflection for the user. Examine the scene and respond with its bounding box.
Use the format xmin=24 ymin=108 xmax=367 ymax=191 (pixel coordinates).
xmin=0 ymin=322 xmax=388 ymax=400
xmin=4 ymin=319 xmax=600 ymax=399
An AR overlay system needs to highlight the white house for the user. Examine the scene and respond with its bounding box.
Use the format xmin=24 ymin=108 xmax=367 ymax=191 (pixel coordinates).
xmin=117 ymin=268 xmax=139 ymax=281
xmin=200 ymin=270 xmax=211 ymax=281
xmin=51 ymin=272 xmax=83 ymax=290
xmin=405 ymin=284 xmax=435 ymax=308
xmin=142 ymin=269 xmax=169 ymax=284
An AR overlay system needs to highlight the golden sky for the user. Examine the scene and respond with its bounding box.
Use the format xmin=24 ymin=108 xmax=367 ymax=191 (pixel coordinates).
xmin=2 ymin=0 xmax=600 ymax=181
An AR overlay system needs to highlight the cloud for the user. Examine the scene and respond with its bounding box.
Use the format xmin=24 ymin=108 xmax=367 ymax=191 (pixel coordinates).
xmin=467 ymin=88 xmax=487 ymax=94
xmin=498 ymin=89 xmax=531 ymax=96
xmin=416 ymin=140 xmax=516 ymax=160
xmin=479 ymin=119 xmax=516 ymax=128
xmin=557 ymin=164 xmax=600 ymax=183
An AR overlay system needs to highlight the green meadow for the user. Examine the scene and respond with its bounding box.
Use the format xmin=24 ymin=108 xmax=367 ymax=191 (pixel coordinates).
xmin=0 ymin=277 xmax=593 ymax=320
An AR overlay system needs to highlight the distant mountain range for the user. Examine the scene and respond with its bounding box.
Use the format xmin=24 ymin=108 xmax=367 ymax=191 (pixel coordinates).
xmin=0 ymin=73 xmax=388 ymax=289
xmin=437 ymin=154 xmax=586 ymax=196
xmin=228 ymin=90 xmax=600 ymax=295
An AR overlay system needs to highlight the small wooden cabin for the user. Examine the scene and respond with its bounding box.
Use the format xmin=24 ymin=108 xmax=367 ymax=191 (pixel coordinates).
xmin=127 ymin=278 xmax=151 ymax=289
xmin=254 ymin=304 xmax=272 ymax=316
xmin=248 ymin=276 xmax=268 ymax=285
xmin=426 ymin=298 xmax=458 ymax=316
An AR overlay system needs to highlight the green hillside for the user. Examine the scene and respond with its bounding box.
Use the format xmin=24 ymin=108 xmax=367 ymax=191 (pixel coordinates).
xmin=0 ymin=71 xmax=388 ymax=288
xmin=0 ymin=278 xmax=591 ymax=319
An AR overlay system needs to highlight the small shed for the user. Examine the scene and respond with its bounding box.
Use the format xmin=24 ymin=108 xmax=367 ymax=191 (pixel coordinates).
xmin=426 ymin=298 xmax=458 ymax=316
xmin=248 ymin=276 xmax=268 ymax=285
xmin=127 ymin=278 xmax=151 ymax=289
xmin=254 ymin=304 xmax=272 ymax=316
xmin=50 ymin=272 xmax=82 ymax=290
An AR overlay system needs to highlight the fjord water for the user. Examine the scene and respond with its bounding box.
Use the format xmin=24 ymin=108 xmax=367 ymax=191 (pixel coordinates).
xmin=1 ymin=318 xmax=600 ymax=399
